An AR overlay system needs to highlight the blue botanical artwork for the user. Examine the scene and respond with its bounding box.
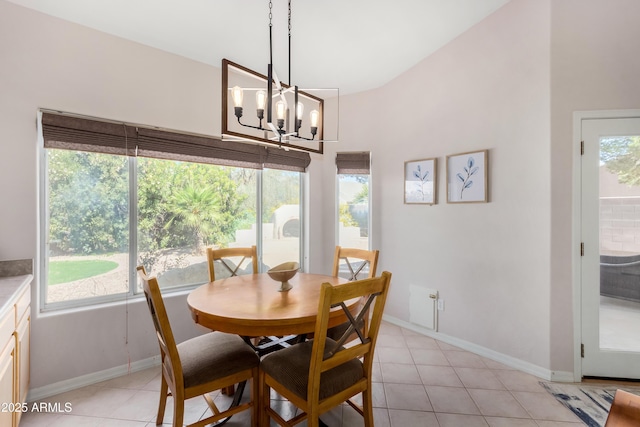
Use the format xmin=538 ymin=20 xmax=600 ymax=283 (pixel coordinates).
xmin=456 ymin=157 xmax=479 ymax=199
xmin=447 ymin=150 xmax=487 ymax=203
xmin=405 ymin=159 xmax=436 ymax=204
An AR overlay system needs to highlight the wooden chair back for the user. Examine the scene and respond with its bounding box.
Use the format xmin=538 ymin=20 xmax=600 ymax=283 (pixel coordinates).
xmin=332 ymin=246 xmax=379 ymax=281
xmin=207 ymin=245 xmax=258 ymax=282
xmin=309 ymin=271 xmax=391 ymax=418
xmin=136 ymin=265 xmax=184 ymax=395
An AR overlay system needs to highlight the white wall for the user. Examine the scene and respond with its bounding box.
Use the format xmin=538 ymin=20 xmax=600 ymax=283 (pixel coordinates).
xmin=327 ymin=0 xmax=553 ymax=370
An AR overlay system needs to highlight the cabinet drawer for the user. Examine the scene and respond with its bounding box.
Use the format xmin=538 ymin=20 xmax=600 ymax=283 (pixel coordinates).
xmin=0 ymin=308 xmax=14 ymax=346
xmin=15 ymin=286 xmax=30 ymax=324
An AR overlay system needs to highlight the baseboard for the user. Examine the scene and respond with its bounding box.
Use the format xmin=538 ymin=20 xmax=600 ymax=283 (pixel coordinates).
xmin=550 ymin=370 xmax=577 ymax=382
xmin=383 ymin=314 xmax=574 ymax=383
xmin=27 ymin=355 xmax=161 ymax=402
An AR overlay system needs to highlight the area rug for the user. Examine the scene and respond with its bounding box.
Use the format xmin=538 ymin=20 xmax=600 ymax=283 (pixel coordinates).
xmin=540 ymin=382 xmax=640 ymax=427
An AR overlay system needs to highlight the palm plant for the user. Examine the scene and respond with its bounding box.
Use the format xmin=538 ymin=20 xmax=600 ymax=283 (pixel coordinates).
xmin=167 ymin=185 xmax=221 ymax=254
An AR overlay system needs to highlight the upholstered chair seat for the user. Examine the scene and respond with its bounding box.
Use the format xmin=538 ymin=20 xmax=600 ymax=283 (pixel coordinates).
xmin=178 ymin=332 xmax=259 ymax=389
xmin=260 ymin=338 xmax=364 ymax=401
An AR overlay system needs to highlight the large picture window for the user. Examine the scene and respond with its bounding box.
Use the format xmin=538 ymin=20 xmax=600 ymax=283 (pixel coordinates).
xmin=40 ymin=111 xmax=307 ymax=309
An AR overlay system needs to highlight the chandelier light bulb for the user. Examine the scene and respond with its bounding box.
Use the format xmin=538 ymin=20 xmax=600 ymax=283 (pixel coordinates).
xmin=256 ymin=90 xmax=266 ymax=121
xmin=231 ymin=86 xmax=244 ymax=108
xmin=294 ymin=101 xmax=304 ymax=132
xmin=255 ymin=90 xmax=267 ymax=110
xmin=310 ymin=110 xmax=319 ymax=127
xmin=309 ymin=109 xmax=319 ymax=138
xmin=276 ymin=100 xmax=286 ymax=120
xmin=296 ymin=102 xmax=304 ymax=120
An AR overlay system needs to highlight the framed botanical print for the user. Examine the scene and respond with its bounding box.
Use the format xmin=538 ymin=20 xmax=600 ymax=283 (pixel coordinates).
xmin=446 ymin=150 xmax=488 ymax=203
xmin=404 ymin=158 xmax=437 ymax=205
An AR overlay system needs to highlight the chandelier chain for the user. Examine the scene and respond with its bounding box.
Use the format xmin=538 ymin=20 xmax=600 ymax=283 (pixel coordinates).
xmin=268 ymin=0 xmax=273 ymax=65
xmin=288 ymin=0 xmax=291 ymax=36
xmin=288 ymin=0 xmax=292 ymax=84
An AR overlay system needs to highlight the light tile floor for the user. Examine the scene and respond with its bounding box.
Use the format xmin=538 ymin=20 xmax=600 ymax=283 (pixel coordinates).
xmin=20 ymin=322 xmax=585 ymax=426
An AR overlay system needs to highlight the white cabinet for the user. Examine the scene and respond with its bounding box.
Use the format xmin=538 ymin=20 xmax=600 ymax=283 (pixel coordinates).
xmin=0 ymin=283 xmax=30 ymax=427
xmin=14 ymin=286 xmax=30 ymax=426
xmin=0 ymin=321 xmax=15 ymax=427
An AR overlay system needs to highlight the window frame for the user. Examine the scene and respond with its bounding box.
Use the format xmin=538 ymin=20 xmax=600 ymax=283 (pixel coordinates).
xmin=38 ymin=112 xmax=306 ymax=312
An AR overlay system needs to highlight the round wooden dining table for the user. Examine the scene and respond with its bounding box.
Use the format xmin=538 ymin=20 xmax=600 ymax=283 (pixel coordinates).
xmin=187 ymin=272 xmax=352 ymax=337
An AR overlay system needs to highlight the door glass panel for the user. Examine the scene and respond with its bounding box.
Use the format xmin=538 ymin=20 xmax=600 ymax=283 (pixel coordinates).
xmin=599 ymin=135 xmax=640 ymax=351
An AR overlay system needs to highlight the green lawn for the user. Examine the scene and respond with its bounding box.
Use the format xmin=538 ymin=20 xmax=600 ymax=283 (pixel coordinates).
xmin=48 ymin=259 xmax=119 ymax=285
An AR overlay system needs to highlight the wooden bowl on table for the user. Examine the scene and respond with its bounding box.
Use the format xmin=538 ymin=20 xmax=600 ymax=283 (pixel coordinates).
xmin=267 ymin=262 xmax=300 ymax=292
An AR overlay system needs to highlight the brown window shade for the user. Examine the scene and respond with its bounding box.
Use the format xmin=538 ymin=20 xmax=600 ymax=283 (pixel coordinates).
xmin=263 ymin=147 xmax=312 ymax=172
xmin=41 ymin=111 xmax=311 ymax=172
xmin=336 ymin=152 xmax=371 ymax=174
xmin=41 ymin=112 xmax=137 ymax=156
xmin=135 ymin=127 xmax=264 ymax=169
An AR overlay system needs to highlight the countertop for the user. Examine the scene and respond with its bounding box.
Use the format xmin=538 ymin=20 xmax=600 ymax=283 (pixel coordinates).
xmin=0 ymin=275 xmax=32 ymax=317
xmin=0 ymin=259 xmax=33 ymax=318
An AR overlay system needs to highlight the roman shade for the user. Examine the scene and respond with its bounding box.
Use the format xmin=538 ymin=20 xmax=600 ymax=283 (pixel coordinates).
xmin=41 ymin=111 xmax=311 ymax=172
xmin=336 ymin=151 xmax=370 ymax=174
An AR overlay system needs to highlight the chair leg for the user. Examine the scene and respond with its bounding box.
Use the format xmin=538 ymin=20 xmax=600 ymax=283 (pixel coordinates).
xmin=308 ymin=410 xmax=320 ymax=427
xmin=156 ymin=376 xmax=168 ymax=425
xmin=251 ymin=368 xmax=259 ymax=427
xmin=362 ymin=387 xmax=374 ymax=427
xmin=259 ymin=370 xmax=270 ymax=426
xmin=172 ymin=392 xmax=184 ymax=427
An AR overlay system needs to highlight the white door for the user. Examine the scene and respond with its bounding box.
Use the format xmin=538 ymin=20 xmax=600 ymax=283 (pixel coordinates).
xmin=581 ymin=116 xmax=640 ymax=378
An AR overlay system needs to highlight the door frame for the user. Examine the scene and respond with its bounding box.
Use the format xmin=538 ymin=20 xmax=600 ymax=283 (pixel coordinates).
xmin=572 ymin=109 xmax=640 ymax=382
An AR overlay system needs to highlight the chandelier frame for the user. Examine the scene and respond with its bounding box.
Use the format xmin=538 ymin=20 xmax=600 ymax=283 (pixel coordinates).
xmin=221 ymin=58 xmax=326 ymax=154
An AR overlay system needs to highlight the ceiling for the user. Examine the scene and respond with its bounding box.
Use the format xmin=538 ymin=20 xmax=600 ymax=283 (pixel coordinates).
xmin=7 ymin=0 xmax=511 ymax=94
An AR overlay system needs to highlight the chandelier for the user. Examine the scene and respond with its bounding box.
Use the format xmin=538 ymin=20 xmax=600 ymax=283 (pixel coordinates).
xmin=221 ymin=0 xmax=337 ymax=154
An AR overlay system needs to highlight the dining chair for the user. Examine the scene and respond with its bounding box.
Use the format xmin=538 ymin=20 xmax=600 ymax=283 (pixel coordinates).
xmin=332 ymin=246 xmax=379 ymax=281
xmin=259 ymin=271 xmax=392 ymax=427
xmin=207 ymin=245 xmax=258 ymax=282
xmin=136 ymin=265 xmax=260 ymax=427
xmin=328 ymin=246 xmax=380 ymax=341
xmin=604 ymin=389 xmax=640 ymax=426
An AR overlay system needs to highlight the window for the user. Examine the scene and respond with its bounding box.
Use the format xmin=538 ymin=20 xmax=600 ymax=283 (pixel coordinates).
xmin=46 ymin=150 xmax=131 ymax=304
xmin=262 ymin=169 xmax=302 ymax=268
xmin=136 ymin=158 xmax=260 ymax=291
xmin=336 ymin=152 xmax=371 ymax=249
xmin=40 ymin=112 xmax=307 ymax=309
